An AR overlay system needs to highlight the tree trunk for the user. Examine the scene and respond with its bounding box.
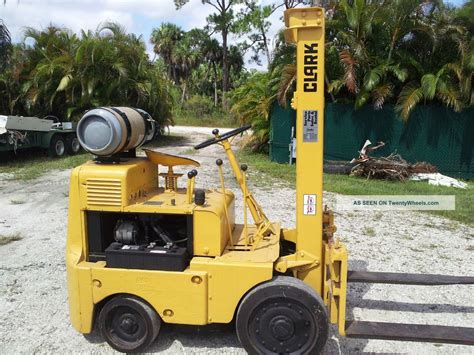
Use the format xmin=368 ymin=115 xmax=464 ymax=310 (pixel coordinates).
xmin=388 ymin=27 xmax=399 ymax=63
xmin=222 ymin=27 xmax=229 ymax=108
xmin=260 ymin=25 xmax=271 ymax=66
xmin=213 ymin=62 xmax=218 ymax=107
xmin=181 ymin=82 xmax=187 ymax=105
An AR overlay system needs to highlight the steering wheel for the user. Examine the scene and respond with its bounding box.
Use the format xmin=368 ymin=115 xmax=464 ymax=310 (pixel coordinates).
xmin=194 ymin=124 xmax=252 ymax=150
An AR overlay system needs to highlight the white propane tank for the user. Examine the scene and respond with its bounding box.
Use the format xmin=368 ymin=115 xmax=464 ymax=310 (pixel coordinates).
xmin=77 ymin=107 xmax=156 ymax=156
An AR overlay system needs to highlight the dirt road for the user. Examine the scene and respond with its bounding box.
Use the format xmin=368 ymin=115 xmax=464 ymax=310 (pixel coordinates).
xmin=0 ymin=126 xmax=473 ymax=354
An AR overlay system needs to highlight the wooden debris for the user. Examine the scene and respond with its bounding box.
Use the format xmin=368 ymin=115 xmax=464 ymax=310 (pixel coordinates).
xmin=350 ymin=140 xmax=437 ymax=182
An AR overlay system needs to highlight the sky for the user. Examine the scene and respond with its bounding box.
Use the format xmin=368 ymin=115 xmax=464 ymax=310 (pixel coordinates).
xmin=0 ymin=0 xmax=468 ymax=69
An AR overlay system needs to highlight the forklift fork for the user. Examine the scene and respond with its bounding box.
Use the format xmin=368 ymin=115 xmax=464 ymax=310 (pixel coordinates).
xmin=324 ymin=243 xmax=474 ymax=345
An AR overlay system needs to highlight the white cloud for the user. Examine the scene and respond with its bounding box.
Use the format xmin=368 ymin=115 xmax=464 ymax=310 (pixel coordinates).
xmin=0 ymin=0 xmax=290 ymax=69
xmin=1 ymin=0 xmax=212 ymax=41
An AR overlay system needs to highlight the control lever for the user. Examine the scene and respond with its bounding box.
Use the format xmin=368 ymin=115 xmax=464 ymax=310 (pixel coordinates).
xmin=216 ymin=159 xmax=234 ymax=247
xmin=241 ymin=164 xmax=249 ymax=246
xmin=186 ymin=169 xmax=198 ymax=204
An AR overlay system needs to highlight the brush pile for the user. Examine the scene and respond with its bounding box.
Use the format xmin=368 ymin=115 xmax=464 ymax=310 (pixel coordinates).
xmin=350 ymin=140 xmax=437 ymax=181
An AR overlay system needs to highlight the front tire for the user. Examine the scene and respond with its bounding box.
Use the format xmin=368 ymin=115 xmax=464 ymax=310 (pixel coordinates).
xmin=98 ymin=295 xmax=161 ymax=353
xmin=236 ymin=276 xmax=329 ymax=355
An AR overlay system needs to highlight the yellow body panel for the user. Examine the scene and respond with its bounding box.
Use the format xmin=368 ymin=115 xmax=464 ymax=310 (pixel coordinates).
xmin=78 ymin=158 xmax=157 ymax=211
xmin=90 ymin=262 xmax=209 ymax=324
xmin=190 ymin=257 xmax=273 ymax=323
xmin=193 ymin=191 xmax=235 ymax=256
xmin=67 ymin=167 xmax=94 ymax=332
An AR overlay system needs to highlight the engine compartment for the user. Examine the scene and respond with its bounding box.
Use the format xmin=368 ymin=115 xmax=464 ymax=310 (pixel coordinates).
xmin=86 ymin=211 xmax=192 ymax=271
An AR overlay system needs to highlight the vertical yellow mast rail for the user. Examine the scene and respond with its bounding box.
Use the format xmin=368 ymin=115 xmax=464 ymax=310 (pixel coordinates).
xmin=284 ymin=8 xmax=349 ymax=336
xmin=284 ymin=8 xmax=326 ymax=294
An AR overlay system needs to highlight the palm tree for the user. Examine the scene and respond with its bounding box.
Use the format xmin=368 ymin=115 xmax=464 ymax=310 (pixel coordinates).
xmin=326 ymin=0 xmax=400 ymax=106
xmin=395 ymin=4 xmax=472 ymax=119
xmin=230 ymin=72 xmax=274 ymax=151
xmin=13 ymin=22 xmax=174 ymax=127
xmin=202 ymin=37 xmax=222 ymax=106
xmin=0 ymin=19 xmax=11 ymax=72
xmin=150 ymin=23 xmax=183 ymax=82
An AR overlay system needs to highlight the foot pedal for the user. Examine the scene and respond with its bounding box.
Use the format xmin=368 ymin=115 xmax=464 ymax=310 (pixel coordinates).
xmin=345 ymin=321 xmax=474 ymax=345
xmin=347 ymin=271 xmax=474 ymax=285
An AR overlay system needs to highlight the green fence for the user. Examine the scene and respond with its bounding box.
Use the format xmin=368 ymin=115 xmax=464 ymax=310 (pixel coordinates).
xmin=270 ymin=103 xmax=474 ymax=179
xmin=269 ymin=102 xmax=296 ymax=164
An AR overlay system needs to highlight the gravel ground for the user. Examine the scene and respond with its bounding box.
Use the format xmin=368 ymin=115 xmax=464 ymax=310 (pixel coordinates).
xmin=0 ymin=126 xmax=473 ymax=354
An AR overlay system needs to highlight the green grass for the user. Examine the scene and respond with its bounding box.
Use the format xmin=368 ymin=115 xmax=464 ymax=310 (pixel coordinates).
xmin=237 ymin=150 xmax=474 ymax=226
xmin=0 ymin=232 xmax=23 ymax=246
xmin=362 ymin=227 xmax=376 ymax=237
xmin=0 ymin=152 xmax=90 ymax=181
xmin=10 ymin=199 xmax=26 ymax=205
xmin=173 ymin=111 xmax=237 ymax=128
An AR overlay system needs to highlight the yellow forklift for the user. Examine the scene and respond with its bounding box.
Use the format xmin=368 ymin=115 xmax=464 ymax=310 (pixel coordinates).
xmin=66 ymin=8 xmax=474 ymax=354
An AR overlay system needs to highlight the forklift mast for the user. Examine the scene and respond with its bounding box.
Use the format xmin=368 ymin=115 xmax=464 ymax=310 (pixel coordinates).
xmin=284 ymin=6 xmax=474 ymax=346
xmin=285 ymin=8 xmax=326 ymax=295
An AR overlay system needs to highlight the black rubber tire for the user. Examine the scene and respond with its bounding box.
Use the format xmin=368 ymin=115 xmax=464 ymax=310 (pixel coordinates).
xmin=66 ymin=135 xmax=81 ymax=155
xmin=236 ymin=276 xmax=328 ymax=355
xmin=48 ymin=135 xmax=66 ymax=157
xmin=98 ymin=295 xmax=161 ymax=353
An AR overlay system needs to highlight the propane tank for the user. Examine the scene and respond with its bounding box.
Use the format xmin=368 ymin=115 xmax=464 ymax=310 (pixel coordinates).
xmin=77 ymin=107 xmax=156 ymax=156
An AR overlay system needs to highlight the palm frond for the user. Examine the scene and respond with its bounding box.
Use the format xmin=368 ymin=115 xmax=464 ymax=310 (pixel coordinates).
xmin=340 ymin=50 xmax=358 ymax=94
xmin=396 ymin=82 xmax=424 ymax=121
xmin=420 ymin=73 xmax=438 ymax=100
xmin=327 ymin=79 xmax=345 ymax=95
xmin=56 ymin=74 xmax=72 ymax=92
xmin=371 ymin=83 xmax=393 ymax=110
xmin=277 ymin=64 xmax=296 ymax=106
xmin=363 ymin=65 xmax=386 ymax=91
xmin=436 ymin=81 xmax=463 ymax=112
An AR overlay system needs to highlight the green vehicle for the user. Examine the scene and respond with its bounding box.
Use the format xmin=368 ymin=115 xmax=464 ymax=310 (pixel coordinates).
xmin=0 ymin=115 xmax=80 ymax=157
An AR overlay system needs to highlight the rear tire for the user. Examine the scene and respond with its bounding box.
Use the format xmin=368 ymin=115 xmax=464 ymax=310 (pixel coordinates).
xmin=66 ymin=135 xmax=81 ymax=155
xmin=236 ymin=276 xmax=328 ymax=355
xmin=48 ymin=135 xmax=66 ymax=157
xmin=98 ymin=295 xmax=161 ymax=353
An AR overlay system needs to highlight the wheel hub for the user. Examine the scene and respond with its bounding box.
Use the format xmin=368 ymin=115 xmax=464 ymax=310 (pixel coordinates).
xmin=118 ymin=314 xmax=139 ymax=334
xmin=270 ymin=315 xmax=295 ymax=341
xmin=249 ymin=298 xmax=318 ymax=354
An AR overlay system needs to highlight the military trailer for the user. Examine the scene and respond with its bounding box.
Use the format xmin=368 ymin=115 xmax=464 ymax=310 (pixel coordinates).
xmin=0 ymin=115 xmax=80 ymax=157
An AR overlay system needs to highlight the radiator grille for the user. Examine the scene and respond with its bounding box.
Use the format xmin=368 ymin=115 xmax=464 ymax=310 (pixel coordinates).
xmin=86 ymin=178 xmax=122 ymax=206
